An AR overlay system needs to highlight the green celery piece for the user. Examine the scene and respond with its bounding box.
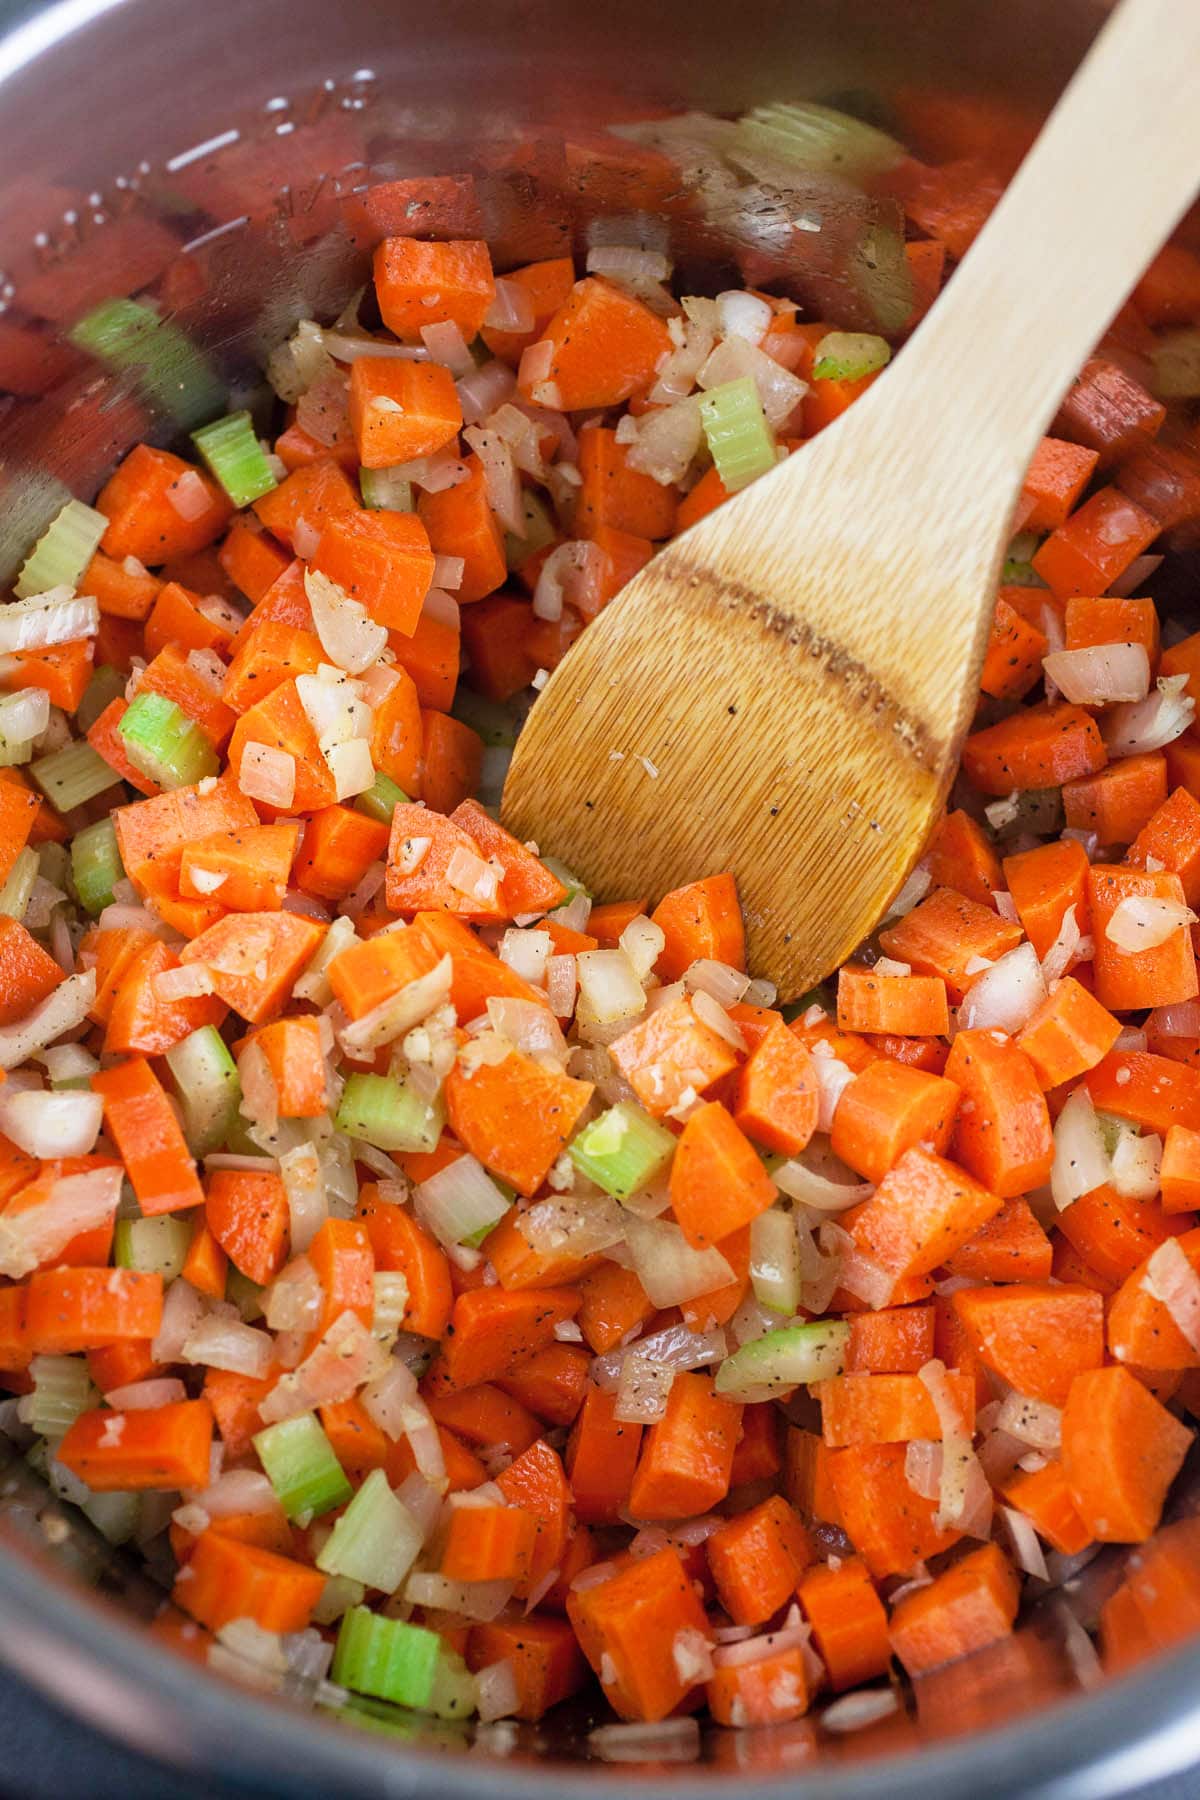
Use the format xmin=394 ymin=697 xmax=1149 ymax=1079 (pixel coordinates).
xmin=715 ymin=1321 xmax=850 ymax=1402
xmin=117 ymin=690 xmax=218 ymax=790
xmin=164 ymin=1025 xmax=241 ymax=1156
xmin=427 ymin=1647 xmax=478 ymax=1721
xmin=69 ymin=298 xmax=226 ymax=428
xmin=812 ymin=330 xmax=891 ymax=382
xmin=331 ymin=1607 xmax=442 ymax=1709
xmin=0 ymin=848 xmax=38 ymax=920
xmin=70 ymin=817 xmax=125 ymax=916
xmin=355 ymin=771 xmax=409 ymax=824
xmin=225 ymin=1266 xmax=265 ymax=1322
xmin=192 ymin=411 xmax=279 ymax=508
xmin=569 ymin=1101 xmax=676 ymax=1200
xmin=451 ymin=687 xmax=520 ymax=749
xmin=113 ymin=1215 xmax=192 ymax=1281
xmin=316 ymin=1468 xmax=423 ymax=1593
xmin=14 ymin=500 xmax=107 ymax=601
xmin=76 ymin=665 xmax=126 ymax=735
xmin=21 ymin=1355 xmax=93 ymax=1438
xmin=360 ymin=468 xmax=414 ymax=511
xmin=699 ymin=377 xmax=776 ymax=494
xmin=31 ymin=739 xmax=123 ymax=811
xmin=336 ymin=1073 xmax=445 ymax=1154
xmin=253 ymin=1413 xmax=352 ymax=1521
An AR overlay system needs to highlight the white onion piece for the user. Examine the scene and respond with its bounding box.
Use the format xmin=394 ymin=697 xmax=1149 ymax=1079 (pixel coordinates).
xmin=697 ymin=334 xmax=807 ymax=428
xmin=0 ymin=686 xmax=50 ymax=749
xmin=811 ymin=1053 xmax=855 ymax=1132
xmin=1041 ymin=903 xmax=1089 ymax=984
xmin=498 ymin=928 xmax=551 ymax=986
xmin=339 ymin=955 xmax=453 ymax=1054
xmin=1042 ymin=644 xmax=1150 ymax=706
xmin=152 ymin=1279 xmax=208 ymax=1363
xmin=994 ymin=1392 xmax=1062 ymax=1451
xmin=1105 ymin=894 xmax=1196 ymax=951
xmin=532 ymin=540 xmax=605 ymax=623
xmin=683 ymin=959 xmax=750 ymax=1008
xmin=1104 ymin=674 xmax=1195 ymax=758
xmin=0 ymin=969 xmax=95 ymax=1072
xmin=418 ymin=320 xmax=474 ymax=376
xmin=586 ymin=245 xmax=672 ymax=287
xmin=1110 ymin=1129 xmax=1162 ymax=1200
xmin=576 ymin=948 xmax=645 ymax=1029
xmin=181 ymin=1314 xmax=275 ymax=1378
xmin=475 ymin=1659 xmax=519 ymax=1723
xmin=296 ymin=370 xmax=350 ymax=448
xmin=716 ymin=290 xmax=773 ymax=345
xmin=1051 ymin=1085 xmax=1111 ymax=1210
xmin=649 ymin=322 xmax=715 ymax=405
xmin=259 ymin=1313 xmax=388 ymax=1425
xmin=918 ymin=1358 xmax=992 ymax=1537
xmin=904 ymin=1439 xmax=942 ymax=1501
xmin=519 ymin=1193 xmax=626 ymax=1260
xmin=1143 ymin=1236 xmax=1200 ymax=1352
xmin=484 ymin=279 xmax=537 ymax=334
xmin=405 ymin=1571 xmax=514 ymax=1621
xmin=958 ymin=942 xmax=1046 ymax=1032
xmin=303 ymin=567 xmax=386 ymax=677
xmin=0 ymin=589 xmax=99 ymax=654
xmin=463 ymin=427 xmax=525 ymax=536
xmin=624 ymin=1213 xmax=734 ymax=1308
xmin=0 ymin=1163 xmax=122 ymax=1280
xmin=622 ymin=399 xmax=703 ymax=489
xmin=883 ymin=863 xmax=932 ymax=920
xmin=239 ymin=742 xmax=296 ymax=809
xmin=823 ymin=1690 xmax=900 ymax=1734
xmin=321 ymin=330 xmax=427 ymax=366
xmin=999 ymin=1505 xmax=1049 ymax=1580
xmin=774 ymin=1152 xmax=871 ymax=1212
xmin=101 ymin=1378 xmax=186 ymax=1413
xmin=0 ymin=1087 xmax=102 ymax=1158
xmin=458 ymin=359 xmax=518 ymax=427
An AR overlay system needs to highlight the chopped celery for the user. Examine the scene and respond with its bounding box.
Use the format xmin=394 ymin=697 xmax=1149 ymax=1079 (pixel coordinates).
xmin=812 ymin=331 xmax=891 ymax=382
xmin=316 ymin=1469 xmax=423 ymax=1593
xmin=451 ymin=688 xmax=520 ymax=749
xmin=715 ymin=1320 xmax=850 ymax=1402
xmin=68 ymin=298 xmax=225 ymax=428
xmin=699 ymin=377 xmax=777 ymax=494
xmin=360 ymin=467 xmax=413 ymax=511
xmin=732 ymin=101 xmax=904 ymax=181
xmin=225 ymin=1266 xmax=265 ymax=1322
xmin=117 ymin=691 xmax=218 ymax=790
xmin=192 ymin=411 xmax=279 ymax=508
xmin=70 ymin=817 xmax=125 ymax=916
xmin=253 ymin=1412 xmax=352 ymax=1521
xmin=749 ymin=1207 xmax=803 ymax=1315
xmin=849 ymin=222 xmax=914 ymax=334
xmin=332 ymin=1606 xmax=443 ymax=1709
xmin=569 ymin=1101 xmax=676 ymax=1200
xmin=164 ymin=1025 xmax=241 ymax=1156
xmin=37 ymin=840 xmax=69 ymax=892
xmin=372 ymin=1271 xmax=409 ymax=1342
xmin=416 ymin=1155 xmax=510 ymax=1247
xmin=427 ymin=1648 xmax=478 ymax=1721
xmin=355 ymin=771 xmax=409 ymax=824
xmin=113 ymin=1215 xmax=192 ymax=1281
xmin=76 ymin=665 xmax=126 ymax=735
xmin=19 ymin=1354 xmax=94 ymax=1438
xmin=337 ymin=1073 xmax=445 ymax=1154
xmin=31 ymin=738 xmax=122 ymax=810
xmin=14 ymin=499 xmax=107 ymax=601
xmin=82 ymin=1489 xmax=141 ymax=1545
xmin=504 ymin=491 xmax=557 ymax=569
xmin=0 ymin=848 xmax=38 ymax=921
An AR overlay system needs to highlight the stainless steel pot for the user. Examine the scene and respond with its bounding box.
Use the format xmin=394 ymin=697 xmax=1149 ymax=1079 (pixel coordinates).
xmin=0 ymin=0 xmax=1197 ymax=1790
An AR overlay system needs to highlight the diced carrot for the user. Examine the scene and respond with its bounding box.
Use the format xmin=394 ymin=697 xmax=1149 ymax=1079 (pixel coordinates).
xmin=1106 ymin=1228 xmax=1200 ymax=1368
xmin=730 ymin=1402 xmax=783 ymax=1485
xmin=650 ymin=874 xmax=744 ymax=980
xmin=441 ymin=1500 xmax=538 ymax=1582
xmin=1019 ymin=437 xmax=1100 ymax=531
xmin=846 ymin=1305 xmax=936 ymax=1374
xmin=218 ymin=514 xmax=291 ymax=604
xmin=225 ymin=563 xmax=313 ymax=659
xmin=417 ymin=459 xmax=507 ymax=604
xmin=520 ymin=278 xmax=673 ymax=412
xmin=181 ymin=1217 xmax=227 ymax=1301
xmin=1086 ymin=1049 xmax=1200 ymax=1134
xmin=58 ymin=1398 xmax=212 ymax=1492
xmin=783 ymin=1426 xmax=844 ymax=1526
xmin=1128 ymin=785 xmax=1200 ymax=904
xmin=25 ymin=1265 xmax=161 ymax=1354
xmin=427 ymin=1286 xmax=580 ymax=1392
xmin=814 ymin=1369 xmax=976 ymax=1448
xmin=373 ymin=237 xmax=495 ymax=343
xmin=609 ymin=992 xmax=740 ymax=1117
xmin=465 ymin=1615 xmax=589 ymax=1721
xmin=733 ymin=1019 xmax=819 ymax=1155
xmin=1031 ymin=488 xmax=1160 ymax=598
xmin=798 ymin=1557 xmax=891 ymax=1691
xmin=567 ymin=1545 xmax=711 ymax=1722
xmin=628 ymin=1371 xmax=741 ymax=1521
xmin=92 ymin=1057 xmax=205 ymax=1214
xmin=1062 ymin=1363 xmax=1192 ymax=1542
xmin=221 ymin=620 xmax=323 ymax=715
xmin=925 ymin=810 xmax=1003 ymax=910
xmin=347 ymin=356 xmax=462 ymax=468
xmin=445 ymin=1044 xmax=591 ymax=1197
xmin=1088 ymin=864 xmax=1198 ymax=1010
xmin=1067 ymin=594 xmax=1160 ymax=664
xmin=1134 ymin=244 xmax=1200 ymax=324
xmin=389 ymin=607 xmax=460 ymax=713
xmin=206 ymin=1169 xmax=289 ymax=1286
xmin=0 ymin=918 xmax=63 ymax=1025
xmin=291 ymin=805 xmax=388 ymax=902
xmin=1060 ymin=1180 xmax=1191 ymax=1285
xmin=576 ymin=1261 xmax=655 ymax=1355
xmin=1000 ymin=1460 xmax=1092 ymax=1556
xmin=5 ymin=637 xmax=93 ymax=713
xmin=174 ymin=1527 xmax=323 ymax=1632
xmin=1003 ymin=840 xmax=1090 ymax=961
xmin=1063 ymin=752 xmax=1168 ymax=847
xmin=706 ymin=1644 xmax=811 ymax=1728
xmin=837 ymin=964 xmax=950 ymax=1038
xmin=328 ymin=925 xmax=441 ymax=1022
xmin=425 ymin=1386 xmax=539 ymax=1462
xmin=479 ymin=256 xmax=577 ymax=364
xmin=448 ymin=799 xmax=567 ymax=916
xmin=879 ymin=887 xmax=1023 ymax=1002
xmin=563 ymin=1383 xmax=644 ymax=1526
xmin=831 ymin=1059 xmax=960 ymax=1186
xmin=849 ymin=1147 xmax=1004 ymax=1287
xmin=180 ymin=912 xmax=326 ymax=1024
xmin=1117 ymin=434 xmax=1200 ymax=531
xmin=576 ymin=425 xmax=678 ymax=540
xmin=96 ymin=444 xmax=232 ymax=564
xmin=951 ymin=1282 xmax=1103 ymax=1405
xmin=483 ymin=1208 xmax=602 ymax=1293
xmin=497 ymin=1343 xmax=589 ymax=1429
xmin=1161 ymin=1124 xmax=1200 ymax=1213
xmin=889 ymin=1543 xmax=1020 ymax=1677
xmin=104 ymin=939 xmax=226 ymax=1056
xmin=1015 ymin=976 xmax=1121 ymax=1088
xmin=668 ymin=1101 xmax=776 ymax=1249
xmin=943 ymin=1030 xmax=1053 ymax=1197
xmin=113 ymin=773 xmax=258 ymax=900
xmin=979 ymin=596 xmax=1048 ymax=701
xmin=227 ymin=678 xmax=338 ymax=814
xmin=962 ymin=703 xmax=1108 ymax=796
xmin=942 ymin=1196 xmax=1053 ymax=1282
xmin=828 ymin=1442 xmax=961 ymax=1580
xmin=676 ymin=466 xmax=731 ymax=532
xmin=252 ymin=457 xmax=360 ymax=554
xmin=419 ymin=709 xmax=484 ymax=815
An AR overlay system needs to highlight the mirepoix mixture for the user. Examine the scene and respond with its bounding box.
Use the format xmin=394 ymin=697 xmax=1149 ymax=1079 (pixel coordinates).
xmin=1 ymin=93 xmax=1200 ymax=1751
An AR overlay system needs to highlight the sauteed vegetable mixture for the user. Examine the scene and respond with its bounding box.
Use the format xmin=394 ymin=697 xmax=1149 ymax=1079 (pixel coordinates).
xmin=3 ymin=97 xmax=1200 ymax=1746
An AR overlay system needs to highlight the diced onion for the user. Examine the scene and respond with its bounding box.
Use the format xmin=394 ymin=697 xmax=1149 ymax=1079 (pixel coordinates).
xmin=152 ymin=1279 xmax=208 ymax=1363
xmin=1144 ymin=1236 xmax=1200 ymax=1352
xmin=1110 ymin=1129 xmax=1162 ymax=1200
xmin=904 ymin=1439 xmax=942 ymax=1501
xmin=419 ymin=321 xmax=474 ymax=376
xmin=463 ymin=427 xmax=525 ymax=536
xmin=1051 ymin=1086 xmax=1111 ymax=1210
xmin=0 ymin=589 xmax=99 ymax=654
xmin=811 ymin=1053 xmax=855 ymax=1132
xmin=697 ymin=334 xmax=807 ymax=428
xmin=475 ymin=1659 xmax=519 ymax=1723
xmin=0 ymin=687 xmax=50 ymax=748
xmin=918 ymin=1358 xmax=992 ymax=1537
xmin=1000 ymin=1504 xmax=1049 ymax=1580
xmin=339 ymin=955 xmax=453 ymax=1054
xmin=624 ymin=1213 xmax=734 ymax=1308
xmin=0 ymin=1087 xmax=102 ymax=1159
xmin=1104 ymin=674 xmax=1195 ymax=758
xmin=994 ymin=1392 xmax=1062 ymax=1451
xmin=576 ymin=949 xmax=645 ymax=1029
xmin=532 ymin=540 xmax=604 ymax=623
xmin=958 ymin=942 xmax=1046 ymax=1033
xmin=458 ymin=359 xmax=518 ymax=427
xmin=683 ymin=959 xmax=750 ymax=1008
xmin=0 ymin=969 xmax=95 ymax=1071
xmin=105 ymin=1377 xmax=187 ymax=1411
xmin=1148 ymin=999 xmax=1200 ymax=1037
xmin=0 ymin=1163 xmax=122 ymax=1280
xmin=622 ymin=399 xmax=704 ymax=488
xmin=239 ymin=742 xmax=296 ymax=809
xmin=304 ymin=567 xmax=386 ymax=677
xmin=1105 ymin=894 xmax=1196 ymax=951
xmin=1041 ymin=903 xmax=1090 ymax=984
xmin=716 ymin=290 xmax=773 ymax=346
xmin=181 ymin=1314 xmax=275 ymax=1378
xmin=520 ymin=1194 xmax=626 ymax=1260
xmin=1042 ymin=644 xmax=1150 ymax=706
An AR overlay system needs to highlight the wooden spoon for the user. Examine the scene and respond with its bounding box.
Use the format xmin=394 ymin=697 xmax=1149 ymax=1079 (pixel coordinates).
xmin=502 ymin=0 xmax=1200 ymax=998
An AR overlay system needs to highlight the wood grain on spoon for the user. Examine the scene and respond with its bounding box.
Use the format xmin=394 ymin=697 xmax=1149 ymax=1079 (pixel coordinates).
xmin=503 ymin=0 xmax=1200 ymax=998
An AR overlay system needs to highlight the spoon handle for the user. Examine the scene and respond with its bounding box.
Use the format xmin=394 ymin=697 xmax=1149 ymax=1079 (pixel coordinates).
xmin=877 ymin=0 xmax=1200 ymax=496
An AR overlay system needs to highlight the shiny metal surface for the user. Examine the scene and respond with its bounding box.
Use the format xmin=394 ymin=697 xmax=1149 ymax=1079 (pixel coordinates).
xmin=0 ymin=0 xmax=1197 ymax=1790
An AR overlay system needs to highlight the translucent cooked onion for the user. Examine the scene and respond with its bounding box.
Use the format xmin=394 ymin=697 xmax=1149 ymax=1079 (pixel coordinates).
xmin=810 ymin=1052 xmax=855 ymax=1131
xmin=683 ymin=958 xmax=750 ymax=1008
xmin=485 ymin=279 xmax=538 ymax=334
xmin=533 ymin=540 xmax=605 ymax=623
xmin=104 ymin=1377 xmax=187 ymax=1411
xmin=181 ymin=1314 xmax=275 ymax=1378
xmin=1144 ymin=1236 xmax=1200 ymax=1352
xmin=1041 ymin=903 xmax=1091 ymax=984
xmin=919 ymin=1358 xmax=992 ymax=1537
xmin=1104 ymin=674 xmax=1195 ymax=758
xmin=486 ymin=996 xmax=566 ymax=1060
xmin=0 ymin=1163 xmax=122 ymax=1280
xmin=1110 ymin=1129 xmax=1163 ymax=1200
xmin=458 ymin=359 xmax=518 ymax=427
xmin=904 ymin=1438 xmax=942 ymax=1501
xmin=773 ymin=1148 xmax=871 ymax=1211
xmin=0 ymin=687 xmax=50 ymax=748
xmin=624 ymin=1213 xmax=734 ymax=1308
xmin=0 ymin=969 xmax=95 ymax=1071
xmin=420 ymin=321 xmax=474 ymax=375
xmin=0 ymin=1087 xmax=103 ymax=1159
xmin=359 ymin=1359 xmax=418 ymax=1440
xmin=463 ymin=427 xmax=525 ymax=536
xmin=576 ymin=948 xmax=645 ymax=1029
xmin=697 ymin=334 xmax=807 ymax=428
xmin=1042 ymin=644 xmax=1150 ymax=706
xmin=259 ymin=1313 xmax=388 ymax=1424
xmin=623 ymin=399 xmax=704 ymax=487
xmin=475 ymin=1659 xmax=519 ymax=1723
xmin=716 ymin=290 xmax=773 ymax=345
xmin=404 ymin=1572 xmax=513 ymax=1621
xmin=239 ymin=741 xmax=297 ymax=809
xmin=958 ymin=942 xmax=1046 ymax=1032
xmin=1000 ymin=1504 xmax=1049 ymax=1580
xmin=994 ymin=1392 xmax=1062 ymax=1451
xmin=519 ymin=1194 xmax=626 ymax=1260
xmin=1051 ymin=1085 xmax=1111 ymax=1210
xmin=303 ymin=567 xmax=386 ymax=676
xmin=339 ymin=955 xmax=453 ymax=1054
xmin=152 ymin=1279 xmax=208 ymax=1363
xmin=1105 ymin=894 xmax=1196 ymax=951
xmin=296 ymin=370 xmax=350 ymax=448
xmin=0 ymin=589 xmax=99 ymax=655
